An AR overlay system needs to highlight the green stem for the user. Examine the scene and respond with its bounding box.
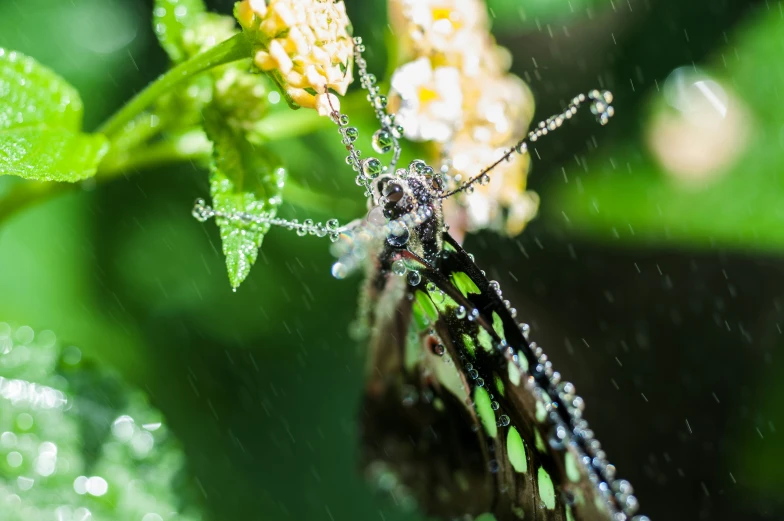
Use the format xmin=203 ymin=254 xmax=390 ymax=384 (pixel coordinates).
xmin=0 ymin=60 xmax=379 ymax=225
xmin=250 ymin=109 xmax=329 ymax=142
xmin=99 ymin=131 xmax=212 ymax=177
xmin=98 ymin=33 xmax=251 ymax=137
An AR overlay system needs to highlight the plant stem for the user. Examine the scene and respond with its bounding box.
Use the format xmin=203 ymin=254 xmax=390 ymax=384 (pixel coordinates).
xmin=99 ymin=131 xmax=212 ymax=177
xmin=98 ymin=33 xmax=251 ymax=138
xmin=0 ymin=74 xmax=379 ymax=225
xmin=250 ymin=109 xmax=329 ymax=142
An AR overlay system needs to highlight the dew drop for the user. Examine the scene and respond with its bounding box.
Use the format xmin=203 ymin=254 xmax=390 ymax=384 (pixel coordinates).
xmin=192 ymin=199 xmax=213 ymax=222
xmin=488 ymin=459 xmax=500 ymax=473
xmin=386 ymin=223 xmax=410 ymax=247
xmin=374 ymin=95 xmax=388 ymax=109
xmin=372 ymin=129 xmax=394 ymax=154
xmin=361 ymin=158 xmax=383 ymax=178
xmin=407 ymin=270 xmax=422 ymax=286
xmin=520 ymin=323 xmax=531 ymax=339
xmin=331 ymin=262 xmax=349 ymax=279
xmin=392 ymin=260 xmax=408 ymax=276
xmin=367 ymin=206 xmax=386 ymax=225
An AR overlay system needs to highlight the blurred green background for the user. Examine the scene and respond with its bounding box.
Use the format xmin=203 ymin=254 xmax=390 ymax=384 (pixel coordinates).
xmin=1 ymin=0 xmax=783 ymax=519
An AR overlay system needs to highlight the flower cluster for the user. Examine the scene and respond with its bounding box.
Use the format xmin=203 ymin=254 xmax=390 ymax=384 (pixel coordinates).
xmin=388 ymin=0 xmax=538 ymax=237
xmin=236 ymin=0 xmax=354 ymax=116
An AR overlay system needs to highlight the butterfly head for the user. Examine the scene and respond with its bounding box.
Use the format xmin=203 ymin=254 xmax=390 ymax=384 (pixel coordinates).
xmin=371 ymin=159 xmax=446 ymax=257
xmin=376 ymin=160 xmax=443 ymax=219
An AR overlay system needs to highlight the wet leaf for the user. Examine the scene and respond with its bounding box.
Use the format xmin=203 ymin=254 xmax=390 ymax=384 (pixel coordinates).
xmin=0 ymin=48 xmax=107 ymax=181
xmin=0 ymin=323 xmax=205 ymax=521
xmin=203 ymin=104 xmax=285 ymax=289
xmin=153 ymin=0 xmax=207 ymax=63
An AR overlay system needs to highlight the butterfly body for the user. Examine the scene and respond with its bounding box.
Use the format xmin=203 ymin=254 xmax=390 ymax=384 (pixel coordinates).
xmin=356 ymin=168 xmax=641 ymax=521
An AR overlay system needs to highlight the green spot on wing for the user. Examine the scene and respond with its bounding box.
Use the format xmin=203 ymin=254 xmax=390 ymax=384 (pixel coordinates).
xmin=451 ymin=271 xmax=480 ymax=298
xmin=507 ymin=426 xmax=528 ymax=473
xmin=444 ymin=241 xmax=457 ymax=252
xmin=537 ymin=467 xmax=556 ymax=510
xmin=565 ymin=452 xmax=581 ymax=483
xmin=494 ymin=375 xmax=505 ymax=396
xmin=535 ymin=430 xmax=547 ymax=453
xmin=412 ymin=301 xmax=429 ymax=331
xmin=508 ymin=361 xmax=521 ymax=386
xmin=404 ymin=325 xmax=421 ymax=371
xmin=492 ymin=312 xmax=505 ymax=340
xmin=536 ymin=401 xmax=547 ymax=423
xmin=415 ymin=290 xmax=438 ymax=322
xmin=474 ymin=386 xmax=497 ymax=438
xmin=594 ymin=495 xmax=610 ymax=513
xmin=428 ymin=287 xmax=458 ymax=314
xmin=477 ymin=327 xmax=494 ymax=352
xmin=461 ymin=333 xmax=476 ymax=357
xmin=475 ymin=514 xmax=498 ymax=521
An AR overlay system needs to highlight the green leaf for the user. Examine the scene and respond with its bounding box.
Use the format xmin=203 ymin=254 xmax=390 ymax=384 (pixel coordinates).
xmin=0 ymin=49 xmax=82 ymax=132
xmin=153 ymin=0 xmax=207 ymax=63
xmin=203 ymin=105 xmax=285 ymax=289
xmin=0 ymin=323 xmax=206 ymax=521
xmin=1 ymin=127 xmax=108 ymax=182
xmin=0 ymin=48 xmax=108 ymax=181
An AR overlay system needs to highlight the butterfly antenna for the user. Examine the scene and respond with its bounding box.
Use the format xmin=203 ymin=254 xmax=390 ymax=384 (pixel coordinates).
xmin=352 ymin=37 xmax=403 ymax=171
xmin=324 ymin=92 xmax=379 ymax=206
xmin=191 ymin=198 xmax=344 ymax=242
xmin=323 ymin=37 xmax=404 ymax=207
xmin=439 ymin=90 xmax=615 ymax=200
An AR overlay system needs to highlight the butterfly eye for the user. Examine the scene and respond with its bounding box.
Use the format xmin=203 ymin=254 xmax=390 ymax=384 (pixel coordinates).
xmin=382 ymin=182 xmax=415 ymax=219
xmin=376 ymin=175 xmax=397 ymax=195
xmin=383 ymin=182 xmax=405 ymax=203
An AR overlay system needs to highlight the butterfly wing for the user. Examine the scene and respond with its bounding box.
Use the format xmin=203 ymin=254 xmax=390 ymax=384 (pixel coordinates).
xmin=360 ymin=233 xmax=640 ymax=521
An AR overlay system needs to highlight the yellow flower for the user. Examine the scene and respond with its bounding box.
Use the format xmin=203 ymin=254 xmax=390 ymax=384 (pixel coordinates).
xmin=461 ymin=73 xmax=534 ymax=147
xmin=388 ymin=57 xmax=463 ymax=143
xmin=236 ymin=0 xmax=354 ymax=115
xmin=386 ymin=0 xmax=538 ymax=237
xmin=389 ymin=0 xmax=489 ymax=56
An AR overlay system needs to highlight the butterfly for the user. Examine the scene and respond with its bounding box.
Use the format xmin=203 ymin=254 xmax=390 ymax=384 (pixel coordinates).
xmin=193 ymin=36 xmax=647 ymax=521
